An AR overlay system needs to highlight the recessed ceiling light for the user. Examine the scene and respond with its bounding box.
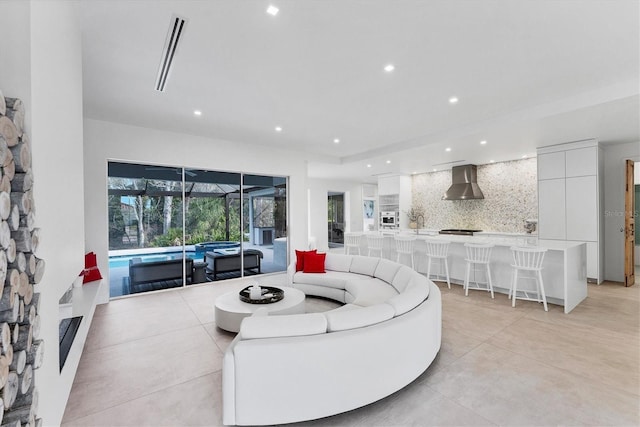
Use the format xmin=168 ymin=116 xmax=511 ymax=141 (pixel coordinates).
xmin=193 ymin=110 xmax=202 ymax=116
xmin=412 ymin=171 xmax=417 ymax=175
xmin=445 ymin=147 xmax=451 ymax=152
xmin=386 ymin=160 xmax=391 ymax=164
xmin=275 ymin=126 xmax=282 ymax=132
xmin=490 ymin=160 xmax=495 ymax=163
xmin=333 ymin=138 xmax=340 ymax=144
xmin=367 ymin=164 xmax=372 ymax=168
xmin=384 ymin=64 xmax=395 ymax=72
xmin=449 ymin=96 xmax=459 ymax=104
xmin=480 ymin=140 xmax=487 ymax=145
xmin=266 ymin=5 xmax=279 ymax=16
xmin=433 ymin=168 xmax=437 ymax=172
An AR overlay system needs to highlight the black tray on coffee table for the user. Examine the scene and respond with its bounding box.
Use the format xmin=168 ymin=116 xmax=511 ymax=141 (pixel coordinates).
xmin=239 ymin=286 xmax=284 ymax=304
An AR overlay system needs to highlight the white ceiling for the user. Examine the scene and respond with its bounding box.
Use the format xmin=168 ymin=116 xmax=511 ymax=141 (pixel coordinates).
xmin=79 ymin=0 xmax=640 ymax=182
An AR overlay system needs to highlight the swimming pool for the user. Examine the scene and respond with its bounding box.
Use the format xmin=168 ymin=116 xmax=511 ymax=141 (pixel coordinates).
xmin=108 ymin=242 xmax=241 ymax=269
xmin=108 ymin=251 xmax=199 ymax=269
xmin=194 ymin=241 xmax=241 ymax=254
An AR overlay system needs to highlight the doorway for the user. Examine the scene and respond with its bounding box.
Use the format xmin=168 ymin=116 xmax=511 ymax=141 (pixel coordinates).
xmin=628 ymin=161 xmax=639 ymax=285
xmin=328 ymin=192 xmax=344 ymax=248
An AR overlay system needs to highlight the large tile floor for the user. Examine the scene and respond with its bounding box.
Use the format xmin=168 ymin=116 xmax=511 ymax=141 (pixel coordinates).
xmin=62 ymin=274 xmax=640 ymax=426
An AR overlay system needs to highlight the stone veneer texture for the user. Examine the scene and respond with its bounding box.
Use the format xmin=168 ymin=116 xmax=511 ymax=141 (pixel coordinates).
xmin=411 ymin=158 xmax=537 ymax=233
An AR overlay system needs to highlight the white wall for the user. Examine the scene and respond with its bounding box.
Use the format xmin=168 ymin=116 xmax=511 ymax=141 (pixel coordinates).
xmin=1 ymin=1 xmax=87 ymax=425
xmin=31 ymin=3 xmax=86 ymax=424
xmin=307 ymin=178 xmax=364 ymax=252
xmin=0 ymin=1 xmax=31 ymax=108
xmin=83 ymin=118 xmax=309 ymax=302
xmin=603 ymin=141 xmax=640 ymax=282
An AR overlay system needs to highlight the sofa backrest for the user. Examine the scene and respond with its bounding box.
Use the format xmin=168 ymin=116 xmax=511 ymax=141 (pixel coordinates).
xmin=324 ymin=303 xmax=395 ymax=332
xmin=349 ymin=255 xmax=380 ymax=276
xmin=325 ymin=253 xmax=352 ymax=272
xmin=390 ymin=265 xmax=414 ymax=293
xmin=386 ymin=275 xmax=430 ymax=315
xmin=373 ymin=258 xmax=402 ymax=284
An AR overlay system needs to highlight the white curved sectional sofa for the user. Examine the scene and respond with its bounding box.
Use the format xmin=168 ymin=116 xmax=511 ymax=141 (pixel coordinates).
xmin=222 ymin=253 xmax=442 ymax=426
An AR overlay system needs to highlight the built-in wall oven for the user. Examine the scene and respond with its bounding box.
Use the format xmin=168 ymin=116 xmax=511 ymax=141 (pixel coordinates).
xmin=380 ymin=211 xmax=400 ymax=228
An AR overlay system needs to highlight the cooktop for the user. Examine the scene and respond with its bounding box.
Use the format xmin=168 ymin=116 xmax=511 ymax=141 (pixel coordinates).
xmin=439 ymin=229 xmax=482 ymax=235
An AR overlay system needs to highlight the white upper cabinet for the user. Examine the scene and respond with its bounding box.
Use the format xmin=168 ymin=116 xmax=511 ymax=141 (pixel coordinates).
xmin=378 ymin=176 xmax=400 ymax=195
xmin=538 ymin=152 xmax=566 ymax=180
xmin=566 ymin=147 xmax=598 ymax=177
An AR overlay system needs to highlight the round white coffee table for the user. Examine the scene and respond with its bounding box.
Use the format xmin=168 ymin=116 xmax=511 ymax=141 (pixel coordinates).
xmin=214 ymin=286 xmax=306 ymax=333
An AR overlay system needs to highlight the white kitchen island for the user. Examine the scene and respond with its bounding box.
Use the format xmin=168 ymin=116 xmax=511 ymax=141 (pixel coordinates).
xmin=375 ymin=232 xmax=587 ymax=313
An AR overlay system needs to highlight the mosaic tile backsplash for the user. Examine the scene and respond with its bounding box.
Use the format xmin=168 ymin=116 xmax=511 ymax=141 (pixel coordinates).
xmin=411 ymin=158 xmax=537 ymax=233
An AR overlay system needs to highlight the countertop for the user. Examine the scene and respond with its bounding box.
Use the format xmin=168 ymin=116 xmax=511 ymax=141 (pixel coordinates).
xmin=424 ymin=235 xmax=584 ymax=251
xmin=381 ymin=229 xmax=537 ymax=237
xmin=378 ymin=230 xmax=584 ymax=251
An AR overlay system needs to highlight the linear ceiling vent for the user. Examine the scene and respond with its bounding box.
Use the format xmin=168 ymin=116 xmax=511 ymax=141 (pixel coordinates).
xmin=155 ymin=14 xmax=187 ymax=92
xmin=432 ymin=160 xmax=467 ymax=167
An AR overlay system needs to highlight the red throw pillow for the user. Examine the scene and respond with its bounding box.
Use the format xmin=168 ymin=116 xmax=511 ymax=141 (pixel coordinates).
xmin=303 ymin=252 xmax=326 ymax=273
xmin=295 ymin=249 xmax=317 ymax=272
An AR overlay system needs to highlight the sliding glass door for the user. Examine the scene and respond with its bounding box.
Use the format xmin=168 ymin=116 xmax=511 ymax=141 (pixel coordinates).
xmin=244 ymin=175 xmax=288 ymax=273
xmin=107 ymin=163 xmax=185 ymax=296
xmin=107 ymin=161 xmax=288 ymax=298
xmin=184 ymin=169 xmax=242 ymax=281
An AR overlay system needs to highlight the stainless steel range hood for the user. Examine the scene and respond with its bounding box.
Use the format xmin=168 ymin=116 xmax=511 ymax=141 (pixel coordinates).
xmin=442 ymin=164 xmax=484 ymax=200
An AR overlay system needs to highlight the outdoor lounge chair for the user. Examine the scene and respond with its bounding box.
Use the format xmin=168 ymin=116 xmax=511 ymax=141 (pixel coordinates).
xmin=126 ymin=258 xmax=193 ymax=294
xmin=205 ymin=249 xmax=263 ymax=280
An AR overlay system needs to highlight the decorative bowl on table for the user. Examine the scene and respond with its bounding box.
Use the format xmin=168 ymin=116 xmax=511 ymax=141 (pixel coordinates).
xmin=239 ymin=286 xmax=284 ymax=304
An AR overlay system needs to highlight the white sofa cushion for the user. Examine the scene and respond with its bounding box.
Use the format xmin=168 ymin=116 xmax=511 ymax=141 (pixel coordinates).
xmin=345 ymin=278 xmax=399 ymax=306
xmin=240 ymin=313 xmax=327 ymax=339
xmin=391 ymin=265 xmax=414 ymax=293
xmin=293 ymin=283 xmax=347 ymax=303
xmin=325 ymin=253 xmax=353 ymax=272
xmin=325 ymin=303 xmax=360 ymax=313
xmin=373 ymin=258 xmax=401 ymax=284
xmin=293 ymin=271 xmax=367 ymax=290
xmin=349 ymin=255 xmax=380 ymax=277
xmin=324 ymin=303 xmax=395 ymax=332
xmin=387 ymin=277 xmax=431 ymax=316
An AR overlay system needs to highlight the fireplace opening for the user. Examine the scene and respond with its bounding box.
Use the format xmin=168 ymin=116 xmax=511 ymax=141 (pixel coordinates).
xmin=59 ymin=316 xmax=82 ymax=372
xmin=59 ymin=284 xmax=84 ymax=372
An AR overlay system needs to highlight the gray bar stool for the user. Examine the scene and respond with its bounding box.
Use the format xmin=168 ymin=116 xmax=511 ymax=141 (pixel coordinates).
xmin=463 ymin=243 xmax=494 ymax=298
xmin=509 ymin=246 xmax=548 ymax=311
